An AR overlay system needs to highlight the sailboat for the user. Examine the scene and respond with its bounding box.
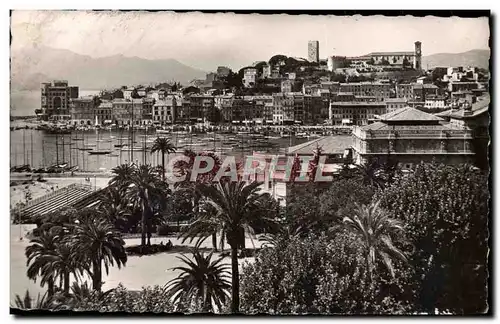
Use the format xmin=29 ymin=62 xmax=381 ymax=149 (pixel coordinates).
xmin=88 ymin=127 xmax=111 ymax=155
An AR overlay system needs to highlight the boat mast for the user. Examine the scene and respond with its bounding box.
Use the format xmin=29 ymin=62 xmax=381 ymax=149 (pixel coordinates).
xmin=30 ymin=131 xmax=34 ymax=168
xmin=62 ymin=134 xmax=66 ymax=164
xmin=42 ymin=138 xmax=45 ymax=168
xmin=56 ymin=134 xmax=59 ymax=165
xmin=23 ymin=129 xmax=26 ymax=166
xmin=119 ymin=128 xmax=123 ymax=165
xmin=69 ymin=132 xmax=72 ymax=168
xmin=131 ymin=103 xmax=134 ymax=164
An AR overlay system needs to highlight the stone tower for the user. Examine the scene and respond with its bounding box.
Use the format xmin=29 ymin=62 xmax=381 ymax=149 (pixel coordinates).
xmin=308 ymin=40 xmax=319 ymax=63
xmin=414 ymin=41 xmax=422 ymax=70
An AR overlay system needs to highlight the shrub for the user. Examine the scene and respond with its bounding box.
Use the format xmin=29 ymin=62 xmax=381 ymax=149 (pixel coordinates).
xmin=75 ymin=284 xmax=174 ymax=313
xmin=157 ymin=223 xmax=172 ymax=236
xmin=125 ymin=244 xmax=173 ymax=256
xmin=378 ymin=163 xmax=489 ymax=314
xmin=240 ymin=232 xmax=414 ymax=314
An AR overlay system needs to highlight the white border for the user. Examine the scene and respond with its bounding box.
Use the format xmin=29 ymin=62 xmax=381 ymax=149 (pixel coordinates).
xmin=3 ymin=1 xmax=498 ymax=323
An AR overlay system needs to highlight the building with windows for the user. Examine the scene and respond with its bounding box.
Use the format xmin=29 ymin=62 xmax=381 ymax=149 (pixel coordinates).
xmin=424 ymin=96 xmax=447 ymax=110
xmin=153 ymin=96 xmax=176 ymax=124
xmin=243 ymin=68 xmax=258 ymax=88
xmin=308 ymin=40 xmax=319 ymax=63
xmin=111 ymin=99 xmax=135 ymax=126
xmin=449 ymin=81 xmax=479 ymax=93
xmin=70 ymin=96 xmax=97 ymax=125
xmin=95 ymin=100 xmax=113 ymax=126
xmin=142 ymin=98 xmax=155 ymax=125
xmin=339 ymin=82 xmax=392 ymax=101
xmin=281 ymin=79 xmax=294 ymax=93
xmin=40 ymin=80 xmax=79 ymax=121
xmin=329 ymin=101 xmax=386 ymax=126
xmin=351 ymin=107 xmax=475 ymax=169
xmin=346 ymin=41 xmax=422 ymax=70
xmin=189 ymin=95 xmax=216 ymax=123
xmin=396 ymin=83 xmax=413 ymax=99
xmin=412 ymin=83 xmax=439 ymax=101
xmin=385 ymin=98 xmax=407 ymax=113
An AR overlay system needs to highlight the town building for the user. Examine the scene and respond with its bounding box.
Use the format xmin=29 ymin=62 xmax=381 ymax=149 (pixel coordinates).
xmin=253 ymin=95 xmax=273 ymax=124
xmin=243 ymin=68 xmax=258 ymax=88
xmin=69 ymin=96 xmax=97 ymax=125
xmin=308 ymin=40 xmax=319 ymax=63
xmin=436 ymin=94 xmax=489 ymax=168
xmin=327 ymin=56 xmax=348 ymax=72
xmin=339 ymin=82 xmax=392 ymax=101
xmin=111 ymin=99 xmax=133 ymax=126
xmin=329 ymin=101 xmax=386 ymax=126
xmin=347 ymin=41 xmax=422 ymax=70
xmin=189 ymin=94 xmax=217 ymax=123
xmin=351 ymin=107 xmax=475 ymax=169
xmin=303 ymin=94 xmax=327 ymax=125
xmin=40 ymin=80 xmax=79 ymax=121
xmin=272 ymin=93 xmax=305 ymax=125
xmin=424 ymin=96 xmax=447 ymax=110
xmin=123 ymin=87 xmax=135 ymax=100
xmin=396 ymin=83 xmax=413 ymax=99
xmin=95 ymin=100 xmax=113 ymax=126
xmin=385 ymin=98 xmax=407 ymax=113
xmin=448 ymin=81 xmax=479 ymax=93
xmin=153 ymin=96 xmax=176 ymax=124
xmin=413 ymin=83 xmax=439 ymax=101
xmin=262 ymin=64 xmax=271 ymax=79
xmin=281 ymin=79 xmax=295 ymax=93
xmin=142 ymin=97 xmax=155 ymax=125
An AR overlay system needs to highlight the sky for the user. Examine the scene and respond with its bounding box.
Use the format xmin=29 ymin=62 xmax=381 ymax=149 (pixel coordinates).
xmin=11 ymin=11 xmax=490 ymax=72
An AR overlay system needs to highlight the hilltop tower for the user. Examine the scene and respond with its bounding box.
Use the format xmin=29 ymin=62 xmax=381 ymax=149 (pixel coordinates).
xmin=414 ymin=41 xmax=422 ymax=70
xmin=308 ymin=40 xmax=319 ymax=63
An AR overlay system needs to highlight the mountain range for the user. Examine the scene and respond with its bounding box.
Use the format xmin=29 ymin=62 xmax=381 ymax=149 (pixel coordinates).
xmin=10 ymin=47 xmax=490 ymax=91
xmin=10 ymin=46 xmax=207 ymax=91
xmin=421 ymin=49 xmax=490 ymax=70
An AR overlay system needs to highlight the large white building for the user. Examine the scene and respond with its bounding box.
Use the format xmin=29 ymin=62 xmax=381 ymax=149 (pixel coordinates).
xmin=243 ymin=68 xmax=258 ymax=88
xmin=153 ymin=96 xmax=176 ymax=124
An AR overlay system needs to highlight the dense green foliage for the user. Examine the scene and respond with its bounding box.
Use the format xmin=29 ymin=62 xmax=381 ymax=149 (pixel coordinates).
xmin=378 ymin=163 xmax=489 ymax=314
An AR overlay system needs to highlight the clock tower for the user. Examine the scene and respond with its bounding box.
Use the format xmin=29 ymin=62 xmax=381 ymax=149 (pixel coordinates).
xmin=414 ymin=41 xmax=422 ymax=70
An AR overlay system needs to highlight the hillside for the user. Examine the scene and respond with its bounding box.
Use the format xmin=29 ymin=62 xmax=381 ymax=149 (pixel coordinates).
xmin=11 ymin=46 xmax=207 ymax=90
xmin=422 ymin=49 xmax=490 ymax=70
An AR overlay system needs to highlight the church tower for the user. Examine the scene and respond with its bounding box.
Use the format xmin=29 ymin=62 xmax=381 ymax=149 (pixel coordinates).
xmin=414 ymin=41 xmax=422 ymax=70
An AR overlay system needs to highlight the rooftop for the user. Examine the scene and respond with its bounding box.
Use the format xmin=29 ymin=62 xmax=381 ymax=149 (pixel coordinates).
xmin=366 ymin=51 xmax=415 ymax=56
xmin=330 ymin=101 xmax=385 ymax=106
xmin=385 ymin=98 xmax=407 ymax=103
xmin=360 ymin=122 xmax=456 ymax=132
xmin=287 ymin=135 xmax=352 ymax=155
xmin=377 ymin=106 xmax=444 ymax=122
xmin=412 ymin=83 xmax=438 ymax=89
xmin=449 ymin=94 xmax=490 ymax=119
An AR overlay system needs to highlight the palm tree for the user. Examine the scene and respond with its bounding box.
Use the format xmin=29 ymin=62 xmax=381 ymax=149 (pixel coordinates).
xmin=342 ymin=200 xmax=407 ymax=283
xmin=126 ymin=164 xmax=169 ymax=248
xmin=48 ymin=240 xmax=87 ymax=294
xmin=98 ymin=186 xmax=131 ymax=231
xmin=72 ymin=217 xmax=127 ymax=291
xmin=353 ymin=158 xmax=386 ymax=189
xmin=109 ymin=163 xmax=136 ymax=188
xmin=150 ymin=137 xmax=177 ymax=181
xmin=166 ymin=249 xmax=231 ymax=313
xmin=13 ymin=290 xmax=56 ymax=310
xmin=183 ymin=181 xmax=275 ymax=313
xmin=25 ymin=230 xmax=59 ymax=297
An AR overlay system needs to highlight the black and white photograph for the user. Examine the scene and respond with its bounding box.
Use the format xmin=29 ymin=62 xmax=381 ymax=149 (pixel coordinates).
xmin=9 ymin=10 xmax=491 ymax=315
